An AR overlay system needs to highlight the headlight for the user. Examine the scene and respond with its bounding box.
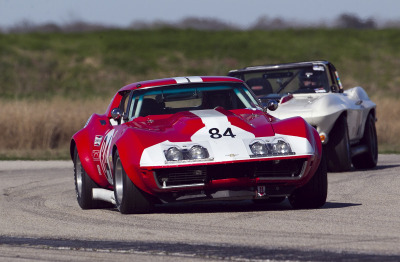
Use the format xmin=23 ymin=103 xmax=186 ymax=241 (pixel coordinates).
xmin=188 ymin=145 xmax=209 ymax=159
xmin=250 ymin=141 xmax=268 ymax=156
xmin=165 ymin=147 xmax=183 ymax=161
xmin=249 ymin=138 xmax=294 ymax=157
xmin=270 ymin=139 xmax=292 ymax=155
xmin=164 ymin=144 xmax=211 ymax=162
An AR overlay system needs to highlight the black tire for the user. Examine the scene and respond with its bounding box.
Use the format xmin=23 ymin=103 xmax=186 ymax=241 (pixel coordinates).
xmin=352 ymin=113 xmax=378 ymax=169
xmin=253 ymin=197 xmax=286 ymax=205
xmin=289 ymin=151 xmax=328 ymax=209
xmin=113 ymin=151 xmax=153 ymax=214
xmin=326 ymin=115 xmax=352 ymax=172
xmin=74 ymin=147 xmax=99 ymax=209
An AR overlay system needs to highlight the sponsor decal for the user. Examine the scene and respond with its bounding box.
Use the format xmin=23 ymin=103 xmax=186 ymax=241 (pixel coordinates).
xmin=313 ymin=65 xmax=325 ymax=71
xmin=314 ymin=88 xmax=326 ymax=93
xmin=251 ymin=85 xmax=263 ymax=91
xmin=96 ymin=165 xmax=102 ymax=177
xmin=99 ymin=129 xmax=115 ymax=183
xmin=92 ymin=150 xmax=100 ymax=161
xmin=257 ymin=185 xmax=266 ymax=197
xmin=335 ymin=71 xmax=343 ymax=90
xmin=94 ymin=135 xmax=103 ymax=146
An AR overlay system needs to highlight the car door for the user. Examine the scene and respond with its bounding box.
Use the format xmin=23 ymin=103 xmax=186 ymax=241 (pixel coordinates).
xmin=327 ymin=63 xmax=364 ymax=142
xmin=346 ymin=101 xmax=364 ymax=142
xmin=98 ymin=92 xmax=130 ymax=184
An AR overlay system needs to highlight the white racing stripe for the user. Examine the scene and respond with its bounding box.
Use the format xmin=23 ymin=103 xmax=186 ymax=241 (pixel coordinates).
xmin=139 ymin=109 xmax=314 ymax=167
xmin=186 ymin=76 xmax=203 ymax=83
xmin=173 ymin=77 xmax=189 ymax=83
xmin=190 ymin=109 xmax=255 ymax=161
xmin=173 ymin=76 xmax=203 ymax=84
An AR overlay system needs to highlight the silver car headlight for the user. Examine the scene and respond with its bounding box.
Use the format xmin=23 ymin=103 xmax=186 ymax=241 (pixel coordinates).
xmin=188 ymin=145 xmax=209 ymax=159
xmin=165 ymin=147 xmax=183 ymax=161
xmin=250 ymin=141 xmax=268 ymax=156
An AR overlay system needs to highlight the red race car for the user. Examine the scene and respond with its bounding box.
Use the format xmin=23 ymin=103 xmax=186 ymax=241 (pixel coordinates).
xmin=71 ymin=76 xmax=327 ymax=214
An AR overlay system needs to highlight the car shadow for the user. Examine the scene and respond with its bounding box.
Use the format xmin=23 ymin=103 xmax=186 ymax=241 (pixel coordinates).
xmin=365 ymin=164 xmax=400 ymax=171
xmin=152 ymin=199 xmax=361 ymax=214
xmin=320 ymin=202 xmax=361 ymax=209
xmin=329 ymin=164 xmax=400 ymax=173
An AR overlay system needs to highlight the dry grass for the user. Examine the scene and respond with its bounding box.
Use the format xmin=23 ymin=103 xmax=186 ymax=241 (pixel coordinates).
xmin=374 ymin=96 xmax=400 ymax=153
xmin=0 ymin=98 xmax=108 ymax=159
xmin=0 ymin=96 xmax=398 ymax=159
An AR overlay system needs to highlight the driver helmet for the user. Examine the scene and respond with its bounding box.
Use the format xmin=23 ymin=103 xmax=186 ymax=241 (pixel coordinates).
xmin=298 ymin=70 xmax=325 ymax=88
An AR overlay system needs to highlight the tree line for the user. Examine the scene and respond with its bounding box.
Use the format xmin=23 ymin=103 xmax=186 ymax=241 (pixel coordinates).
xmin=2 ymin=13 xmax=400 ymax=33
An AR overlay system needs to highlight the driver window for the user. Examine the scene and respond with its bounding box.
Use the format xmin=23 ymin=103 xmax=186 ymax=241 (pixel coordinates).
xmin=121 ymin=94 xmax=129 ymax=113
xmin=118 ymin=93 xmax=130 ymax=124
xmin=128 ymin=96 xmax=139 ymax=121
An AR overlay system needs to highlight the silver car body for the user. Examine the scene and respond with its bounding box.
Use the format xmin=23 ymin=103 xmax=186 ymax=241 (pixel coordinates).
xmin=271 ymin=86 xmax=376 ymax=146
xmin=228 ymin=61 xmax=377 ymax=171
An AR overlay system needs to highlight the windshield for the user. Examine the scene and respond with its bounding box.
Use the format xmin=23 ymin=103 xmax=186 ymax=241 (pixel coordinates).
xmin=241 ymin=65 xmax=330 ymax=98
xmin=128 ymin=83 xmax=260 ymax=119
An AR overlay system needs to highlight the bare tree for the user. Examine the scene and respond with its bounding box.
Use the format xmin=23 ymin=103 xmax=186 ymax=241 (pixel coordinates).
xmin=250 ymin=16 xmax=293 ymax=30
xmin=177 ymin=17 xmax=236 ymax=30
xmin=334 ymin=13 xmax=376 ymax=29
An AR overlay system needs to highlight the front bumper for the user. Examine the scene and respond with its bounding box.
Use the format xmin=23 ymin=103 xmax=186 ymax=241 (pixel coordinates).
xmin=138 ymin=156 xmax=316 ymax=203
xmin=153 ymin=157 xmax=308 ymax=189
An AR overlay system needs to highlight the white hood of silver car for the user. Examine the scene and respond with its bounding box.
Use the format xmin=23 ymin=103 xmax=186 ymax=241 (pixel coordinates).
xmin=269 ymin=86 xmax=375 ymax=137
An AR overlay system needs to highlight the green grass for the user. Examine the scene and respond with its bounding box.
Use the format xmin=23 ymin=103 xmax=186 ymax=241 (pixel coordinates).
xmin=1 ymin=28 xmax=399 ymax=99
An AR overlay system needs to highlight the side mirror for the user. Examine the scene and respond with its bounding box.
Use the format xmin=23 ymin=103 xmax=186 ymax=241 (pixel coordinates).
xmin=263 ymin=100 xmax=278 ymax=112
xmin=111 ymin=108 xmax=123 ymax=120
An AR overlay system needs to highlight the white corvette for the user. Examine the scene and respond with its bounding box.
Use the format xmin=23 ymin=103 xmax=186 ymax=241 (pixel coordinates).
xmin=229 ymin=61 xmax=377 ymax=172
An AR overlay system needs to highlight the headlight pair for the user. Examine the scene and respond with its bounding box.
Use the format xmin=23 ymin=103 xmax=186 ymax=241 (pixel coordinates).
xmin=165 ymin=145 xmax=209 ymax=161
xmin=250 ymin=139 xmax=293 ymax=157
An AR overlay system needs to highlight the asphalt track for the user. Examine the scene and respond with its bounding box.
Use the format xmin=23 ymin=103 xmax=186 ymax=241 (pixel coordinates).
xmin=0 ymin=154 xmax=399 ymax=261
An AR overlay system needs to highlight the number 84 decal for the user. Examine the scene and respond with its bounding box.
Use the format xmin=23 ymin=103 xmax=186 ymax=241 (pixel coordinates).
xmin=209 ymin=128 xmax=236 ymax=139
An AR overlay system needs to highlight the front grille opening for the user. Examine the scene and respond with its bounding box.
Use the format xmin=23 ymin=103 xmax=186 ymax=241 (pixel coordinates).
xmin=154 ymin=158 xmax=306 ymax=188
xmin=255 ymin=159 xmax=306 ymax=178
xmin=155 ymin=166 xmax=207 ymax=188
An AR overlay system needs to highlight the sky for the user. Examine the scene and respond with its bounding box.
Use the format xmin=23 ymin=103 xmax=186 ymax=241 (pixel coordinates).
xmin=1 ymin=0 xmax=400 ymax=29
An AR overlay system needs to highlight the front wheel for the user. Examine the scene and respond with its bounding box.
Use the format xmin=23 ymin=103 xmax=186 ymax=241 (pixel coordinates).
xmin=352 ymin=113 xmax=378 ymax=169
xmin=74 ymin=147 xmax=99 ymax=209
xmin=326 ymin=115 xmax=352 ymax=172
xmin=289 ymin=152 xmax=328 ymax=209
xmin=113 ymin=151 xmax=153 ymax=214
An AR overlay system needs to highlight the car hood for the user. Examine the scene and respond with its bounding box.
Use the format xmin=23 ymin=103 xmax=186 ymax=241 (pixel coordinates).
xmin=269 ymin=93 xmax=349 ymax=122
xmin=119 ymin=107 xmax=316 ymax=167
xmin=127 ymin=107 xmax=275 ymax=141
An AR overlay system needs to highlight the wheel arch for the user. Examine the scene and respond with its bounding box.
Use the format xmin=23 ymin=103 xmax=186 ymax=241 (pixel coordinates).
xmin=369 ymin=107 xmax=376 ymax=119
xmin=70 ymin=139 xmax=77 ymax=161
xmin=358 ymin=107 xmax=377 ymax=141
xmin=112 ymin=132 xmax=153 ymax=195
xmin=337 ymin=111 xmax=348 ymax=124
xmin=327 ymin=110 xmax=347 ymax=137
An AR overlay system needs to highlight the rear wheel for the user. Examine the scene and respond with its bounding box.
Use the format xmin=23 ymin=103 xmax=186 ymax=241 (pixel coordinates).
xmin=113 ymin=151 xmax=153 ymax=214
xmin=326 ymin=115 xmax=352 ymax=172
xmin=352 ymin=113 xmax=378 ymax=169
xmin=289 ymin=152 xmax=327 ymax=209
xmin=74 ymin=147 xmax=99 ymax=209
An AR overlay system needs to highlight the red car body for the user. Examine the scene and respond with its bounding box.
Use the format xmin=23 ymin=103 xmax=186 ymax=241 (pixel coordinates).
xmin=71 ymin=76 xmax=327 ymax=214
